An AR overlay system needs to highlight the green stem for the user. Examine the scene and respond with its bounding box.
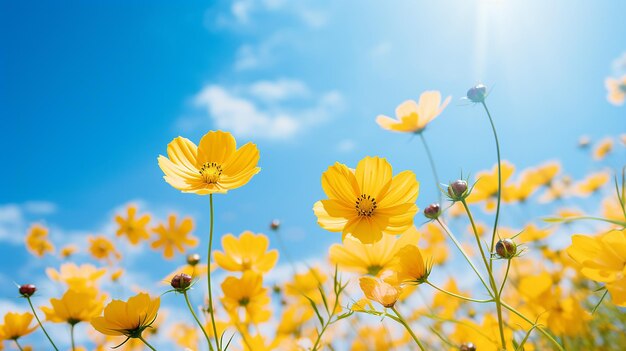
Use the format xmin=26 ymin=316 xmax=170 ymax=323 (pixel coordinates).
xmin=499 ymin=260 xmax=511 ymax=298
xmin=207 ymin=194 xmax=221 ymax=351
xmin=501 ymin=301 xmax=565 ymax=351
xmin=14 ymin=339 xmax=25 ymax=351
xmin=425 ymin=280 xmax=493 ymax=303
xmin=481 ymin=100 xmax=502 ymax=271
xmin=592 ymin=290 xmax=609 ymax=314
xmin=183 ymin=291 xmax=214 ymax=351
xmin=26 ymin=297 xmax=59 ymax=351
xmin=311 ymin=288 xmax=342 ymax=351
xmin=549 ymin=216 xmax=626 ymax=227
xmin=419 ymin=132 xmax=442 ymax=205
xmin=138 ymin=335 xmax=158 ymax=351
xmin=435 ymin=219 xmax=493 ymax=297
xmin=70 ymin=324 xmax=76 ymax=351
xmin=391 ymin=306 xmax=426 ymax=351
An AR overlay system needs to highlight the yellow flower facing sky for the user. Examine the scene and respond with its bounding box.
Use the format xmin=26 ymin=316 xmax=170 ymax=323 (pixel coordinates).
xmin=376 ymin=90 xmax=451 ymax=133
xmin=466 ymin=161 xmax=515 ymax=212
xmin=592 ymin=137 xmax=614 ymax=160
xmin=314 ymin=156 xmax=419 ymax=244
xmin=214 ymin=231 xmax=279 ymax=273
xmin=25 ymin=223 xmax=55 ymax=257
xmin=46 ymin=263 xmax=107 ymax=291
xmin=221 ymin=271 xmax=271 ymax=324
xmin=359 ymin=276 xmax=401 ymax=308
xmin=574 ymin=171 xmax=610 ymax=196
xmin=151 ymin=214 xmax=198 ymax=259
xmin=41 ymin=288 xmax=104 ymax=325
xmin=605 ymin=74 xmax=626 ymax=105
xmin=88 ymin=235 xmax=122 ymax=262
xmin=0 ymin=312 xmax=37 ymax=341
xmin=395 ymin=244 xmax=429 ymax=284
xmin=115 ymin=205 xmax=151 ymax=245
xmin=158 ymin=130 xmax=260 ymax=195
xmin=91 ymin=293 xmax=160 ymax=337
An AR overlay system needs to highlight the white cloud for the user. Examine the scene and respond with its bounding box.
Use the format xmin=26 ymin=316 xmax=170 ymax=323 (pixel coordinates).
xmin=185 ymin=79 xmax=344 ymax=140
xmin=0 ymin=202 xmax=56 ymax=244
xmin=23 ymin=201 xmax=57 ymax=215
xmin=337 ymin=139 xmax=356 ymax=153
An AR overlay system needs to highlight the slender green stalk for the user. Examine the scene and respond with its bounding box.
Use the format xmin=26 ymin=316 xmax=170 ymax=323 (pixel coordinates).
xmin=183 ymin=291 xmax=214 ymax=351
xmin=14 ymin=339 xmax=25 ymax=351
xmin=70 ymin=324 xmax=76 ymax=351
xmin=26 ymin=297 xmax=59 ymax=351
xmin=435 ymin=219 xmax=493 ymax=296
xmin=419 ymin=132 xmax=442 ymax=204
xmin=207 ymin=194 xmax=221 ymax=351
xmin=390 ymin=306 xmax=426 ymax=351
xmin=425 ymin=280 xmax=493 ymax=303
xmin=547 ymin=216 xmax=626 ymax=227
xmin=498 ymin=260 xmax=512 ymax=297
xmin=138 ymin=335 xmax=158 ymax=351
xmin=501 ymin=301 xmax=565 ymax=351
xmin=311 ymin=288 xmax=342 ymax=351
xmin=592 ymin=290 xmax=609 ymax=314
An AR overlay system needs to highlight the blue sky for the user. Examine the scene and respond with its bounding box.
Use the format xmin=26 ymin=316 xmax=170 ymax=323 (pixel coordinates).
xmin=1 ymin=0 xmax=625 ymax=349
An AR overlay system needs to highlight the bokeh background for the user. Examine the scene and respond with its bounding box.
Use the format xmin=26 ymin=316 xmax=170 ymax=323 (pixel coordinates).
xmin=1 ymin=0 xmax=625 ymax=349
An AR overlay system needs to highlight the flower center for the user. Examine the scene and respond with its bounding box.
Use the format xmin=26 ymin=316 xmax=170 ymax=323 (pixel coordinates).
xmin=199 ymin=162 xmax=223 ymax=184
xmin=367 ymin=265 xmax=383 ymax=276
xmin=355 ymin=194 xmax=377 ymax=217
xmin=241 ymin=258 xmax=252 ymax=270
xmin=238 ymin=297 xmax=250 ymax=306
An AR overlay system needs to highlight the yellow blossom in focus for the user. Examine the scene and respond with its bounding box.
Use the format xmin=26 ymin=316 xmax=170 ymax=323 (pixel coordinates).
xmin=359 ymin=276 xmax=401 ymax=308
xmin=0 ymin=312 xmax=37 ymax=340
xmin=605 ymin=75 xmax=626 ymax=105
xmin=41 ymin=288 xmax=104 ymax=324
xmin=158 ymin=130 xmax=260 ymax=195
xmin=59 ymin=244 xmax=78 ymax=259
xmin=376 ymin=91 xmax=451 ymax=133
xmin=221 ymin=271 xmax=271 ymax=324
xmin=593 ymin=137 xmax=614 ymax=160
xmin=314 ymin=156 xmax=419 ymax=244
xmin=25 ymin=223 xmax=55 ymax=257
xmin=396 ymin=244 xmax=429 ymax=284
xmin=574 ymin=171 xmax=609 ymax=196
xmin=91 ymin=293 xmax=160 ymax=337
xmin=169 ymin=323 xmax=198 ymax=350
xmin=88 ymin=235 xmax=121 ymax=262
xmin=466 ymin=161 xmax=515 ymax=212
xmin=214 ymin=231 xmax=278 ymax=273
xmin=329 ymin=226 xmax=419 ymax=276
xmin=115 ymin=205 xmax=151 ymax=245
xmin=151 ymin=214 xmax=198 ymax=259
xmin=46 ymin=263 xmax=107 ymax=291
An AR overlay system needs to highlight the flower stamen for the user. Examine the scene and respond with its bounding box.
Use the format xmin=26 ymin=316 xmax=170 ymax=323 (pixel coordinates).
xmin=356 ymin=194 xmax=377 ymax=217
xmin=199 ymin=162 xmax=223 ymax=184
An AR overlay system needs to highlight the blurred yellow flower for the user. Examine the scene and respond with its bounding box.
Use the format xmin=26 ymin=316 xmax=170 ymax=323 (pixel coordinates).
xmin=91 ymin=293 xmax=160 ymax=337
xmin=276 ymin=305 xmax=313 ymax=336
xmin=88 ymin=235 xmax=122 ymax=262
xmin=115 ymin=205 xmax=151 ymax=245
xmin=359 ymin=276 xmax=401 ymax=308
xmin=351 ymin=325 xmax=403 ymax=351
xmin=25 ymin=223 xmax=55 ymax=257
xmin=59 ymin=244 xmax=78 ymax=259
xmin=314 ymin=156 xmax=419 ymax=244
xmin=46 ymin=263 xmax=107 ymax=291
xmin=605 ymin=75 xmax=626 ymax=105
xmin=466 ymin=161 xmax=515 ymax=211
xmin=41 ymin=288 xmax=104 ymax=324
xmin=151 ymin=214 xmax=198 ymax=259
xmin=168 ymin=323 xmax=198 ymax=350
xmin=158 ymin=130 xmax=260 ymax=195
xmin=517 ymin=224 xmax=552 ymax=243
xmin=592 ymin=137 xmax=614 ymax=160
xmin=221 ymin=271 xmax=271 ymax=324
xmin=574 ymin=171 xmax=609 ymax=196
xmin=502 ymin=169 xmax=541 ymax=203
xmin=526 ymin=161 xmax=560 ymax=187
xmin=329 ymin=225 xmax=419 ymax=276
xmin=110 ymin=268 xmax=124 ymax=282
xmin=214 ymin=231 xmax=278 ymax=273
xmin=285 ymin=267 xmax=327 ymax=304
xmin=396 ymin=244 xmax=429 ymax=284
xmin=376 ymin=91 xmax=451 ymax=133
xmin=0 ymin=312 xmax=37 ymax=340
xmin=419 ymin=223 xmax=449 ymax=265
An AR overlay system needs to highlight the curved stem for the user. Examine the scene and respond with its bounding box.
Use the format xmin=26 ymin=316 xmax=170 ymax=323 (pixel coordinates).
xmin=548 ymin=216 xmax=626 ymax=227
xmin=481 ymin=100 xmax=502 ymax=271
xmin=207 ymin=194 xmax=221 ymax=351
xmin=435 ymin=219 xmax=493 ymax=296
xmin=70 ymin=324 xmax=76 ymax=351
xmin=26 ymin=297 xmax=59 ymax=351
xmin=419 ymin=132 xmax=442 ymax=205
xmin=425 ymin=280 xmax=493 ymax=303
xmin=183 ymin=291 xmax=214 ymax=351
xmin=14 ymin=339 xmax=25 ymax=351
xmin=390 ymin=306 xmax=426 ymax=351
xmin=501 ymin=301 xmax=565 ymax=351
xmin=499 ymin=260 xmax=511 ymax=297
xmin=138 ymin=335 xmax=158 ymax=351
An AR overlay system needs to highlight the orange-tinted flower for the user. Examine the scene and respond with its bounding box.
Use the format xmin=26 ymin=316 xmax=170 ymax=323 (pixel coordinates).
xmin=151 ymin=215 xmax=198 ymax=259
xmin=115 ymin=205 xmax=151 ymax=245
xmin=24 ymin=224 xmax=55 ymax=257
xmin=359 ymin=276 xmax=401 ymax=308
xmin=376 ymin=91 xmax=451 ymax=133
xmin=88 ymin=235 xmax=121 ymax=262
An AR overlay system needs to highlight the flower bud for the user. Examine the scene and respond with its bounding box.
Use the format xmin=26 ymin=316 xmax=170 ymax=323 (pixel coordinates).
xmin=423 ymin=203 xmax=441 ymax=220
xmin=19 ymin=284 xmax=37 ymax=297
xmin=460 ymin=342 xmax=476 ymax=351
xmin=270 ymin=219 xmax=280 ymax=231
xmin=171 ymin=273 xmax=192 ymax=291
xmin=447 ymin=180 xmax=469 ymax=200
xmin=495 ymin=238 xmax=517 ymax=259
xmin=467 ymin=84 xmax=487 ymax=103
xmin=186 ymin=254 xmax=201 ymax=266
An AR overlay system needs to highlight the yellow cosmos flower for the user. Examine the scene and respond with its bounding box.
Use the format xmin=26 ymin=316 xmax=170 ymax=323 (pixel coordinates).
xmin=517 ymin=224 xmax=552 ymax=243
xmin=221 ymin=271 xmax=271 ymax=324
xmin=46 ymin=263 xmax=107 ymax=291
xmin=25 ymin=224 xmax=55 ymax=257
xmin=169 ymin=323 xmax=198 ymax=350
xmin=0 ymin=312 xmax=37 ymax=340
xmin=396 ymin=245 xmax=430 ymax=284
xmin=115 ymin=205 xmax=151 ymax=245
xmin=376 ymin=91 xmax=451 ymax=133
xmin=88 ymin=235 xmax=122 ymax=262
xmin=158 ymin=130 xmax=260 ymax=195
xmin=329 ymin=225 xmax=419 ymax=276
xmin=214 ymin=231 xmax=279 ymax=273
xmin=41 ymin=288 xmax=104 ymax=324
xmin=574 ymin=171 xmax=609 ymax=196
xmin=466 ymin=161 xmax=515 ymax=212
xmin=285 ymin=267 xmax=327 ymax=304
xmin=91 ymin=293 xmax=160 ymax=337
xmin=605 ymin=74 xmax=626 ymax=105
xmin=359 ymin=276 xmax=401 ymax=308
xmin=502 ymin=169 xmax=542 ymax=203
xmin=526 ymin=161 xmax=561 ymax=187
xmin=276 ymin=305 xmax=313 ymax=336
xmin=59 ymin=244 xmax=78 ymax=259
xmin=592 ymin=137 xmax=614 ymax=160
xmin=314 ymin=156 xmax=419 ymax=244
xmin=151 ymin=214 xmax=198 ymax=259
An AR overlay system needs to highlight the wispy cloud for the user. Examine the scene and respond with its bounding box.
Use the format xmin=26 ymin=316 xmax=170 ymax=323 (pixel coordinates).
xmin=0 ymin=201 xmax=57 ymax=244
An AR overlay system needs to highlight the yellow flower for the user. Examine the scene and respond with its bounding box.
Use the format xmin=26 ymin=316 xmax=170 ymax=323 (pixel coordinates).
xmin=538 ymin=176 xmax=572 ymax=203
xmin=59 ymin=244 xmax=78 ymax=259
xmin=502 ymin=169 xmax=542 ymax=203
xmin=163 ymin=263 xmax=212 ymax=284
xmin=376 ymin=91 xmax=451 ymax=133
xmin=276 ymin=305 xmax=313 ymax=336
xmin=158 ymin=130 xmax=260 ymax=195
xmin=88 ymin=235 xmax=121 ymax=262
xmin=605 ymin=75 xmax=626 ymax=105
xmin=91 ymin=293 xmax=160 ymax=337
xmin=592 ymin=137 xmax=614 ymax=160
xmin=25 ymin=223 xmax=55 ymax=257
xmin=395 ymin=245 xmax=429 ymax=284
xmin=419 ymin=223 xmax=449 ymax=265
xmin=41 ymin=288 xmax=104 ymax=324
xmin=110 ymin=269 xmax=124 ymax=282
xmin=574 ymin=171 xmax=609 ymax=196
xmin=466 ymin=161 xmax=515 ymax=212
xmin=151 ymin=214 xmax=198 ymax=259
xmin=314 ymin=156 xmax=419 ymax=244
xmin=203 ymin=319 xmax=229 ymax=339
xmin=221 ymin=271 xmax=271 ymax=324
xmin=526 ymin=161 xmax=561 ymax=187
xmin=351 ymin=325 xmax=405 ymax=351
xmin=0 ymin=312 xmax=37 ymax=340
xmin=359 ymin=276 xmax=401 ymax=308
xmin=46 ymin=263 xmax=107 ymax=291
xmin=329 ymin=225 xmax=419 ymax=276
xmin=115 ymin=205 xmax=151 ymax=245
xmin=214 ymin=231 xmax=278 ymax=273
xmin=169 ymin=323 xmax=198 ymax=350
xmin=285 ymin=267 xmax=327 ymax=304
xmin=516 ymin=224 xmax=552 ymax=243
